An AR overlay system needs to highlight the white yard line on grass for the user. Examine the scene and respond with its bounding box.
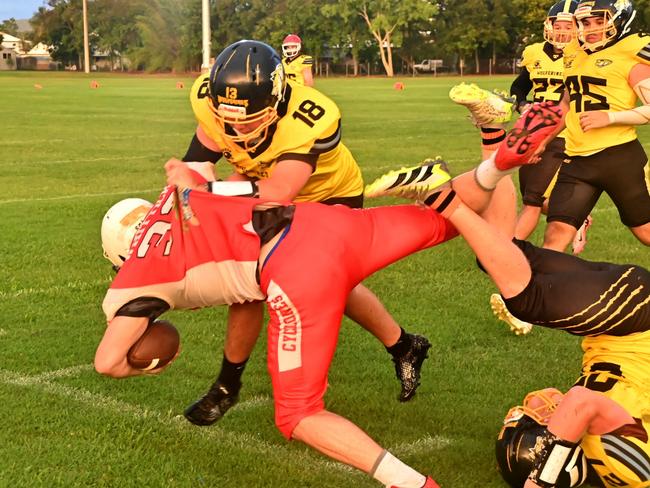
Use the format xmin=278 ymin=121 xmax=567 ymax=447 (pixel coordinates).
xmin=0 ymin=368 xmax=362 ymax=477
xmin=0 ymin=188 xmax=161 ymax=205
xmin=391 ymin=434 xmax=453 ymax=457
xmin=31 ymin=363 xmax=95 ymax=382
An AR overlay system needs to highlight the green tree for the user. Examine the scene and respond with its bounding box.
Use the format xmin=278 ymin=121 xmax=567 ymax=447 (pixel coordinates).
xmin=31 ymin=0 xmax=85 ymax=68
xmin=321 ymin=0 xmax=373 ymax=75
xmin=94 ymin=0 xmax=145 ymax=71
xmin=358 ymin=0 xmax=438 ymax=76
xmin=128 ymin=0 xmax=201 ymax=72
xmin=0 ymin=18 xmax=20 ymax=35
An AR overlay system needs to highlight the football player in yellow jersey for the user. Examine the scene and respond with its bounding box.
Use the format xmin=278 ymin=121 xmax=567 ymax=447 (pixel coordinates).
xmin=179 ymin=40 xmax=432 ymax=427
xmin=543 ymin=0 xmax=650 ymax=252
xmin=281 ymin=34 xmax=314 ymax=87
xmin=510 ymin=0 xmax=580 ymax=243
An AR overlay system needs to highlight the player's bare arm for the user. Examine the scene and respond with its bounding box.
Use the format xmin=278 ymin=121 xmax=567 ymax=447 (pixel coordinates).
xmin=166 ymin=157 xmax=314 ymax=201
xmin=195 ymin=125 xmax=222 ymax=153
xmin=523 ymin=387 xmax=635 ymax=488
xmin=95 ymin=315 xmax=155 ymax=378
xmin=302 ymin=67 xmax=314 ymax=87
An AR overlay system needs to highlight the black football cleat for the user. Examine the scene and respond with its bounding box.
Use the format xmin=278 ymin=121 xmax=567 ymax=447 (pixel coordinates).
xmin=393 ymin=334 xmax=431 ymax=402
xmin=184 ymin=381 xmax=240 ymax=426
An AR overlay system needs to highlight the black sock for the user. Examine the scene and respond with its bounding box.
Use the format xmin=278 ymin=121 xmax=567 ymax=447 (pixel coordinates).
xmin=385 ymin=328 xmax=412 ymax=357
xmin=217 ymin=354 xmax=247 ymax=391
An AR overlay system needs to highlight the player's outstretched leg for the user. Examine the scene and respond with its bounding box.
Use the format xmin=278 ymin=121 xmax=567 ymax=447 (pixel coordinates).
xmin=449 ymin=82 xmax=514 ymax=126
xmin=391 ymin=333 xmax=431 ymax=402
xmin=184 ymin=379 xmax=239 ymax=426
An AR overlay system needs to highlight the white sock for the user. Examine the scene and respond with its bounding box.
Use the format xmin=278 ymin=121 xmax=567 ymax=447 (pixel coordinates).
xmin=474 ymin=153 xmax=516 ymax=191
xmin=371 ymin=450 xmax=426 ymax=488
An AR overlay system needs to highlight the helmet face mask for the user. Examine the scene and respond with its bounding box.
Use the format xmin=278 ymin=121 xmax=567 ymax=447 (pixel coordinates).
xmin=101 ymin=198 xmax=152 ymax=269
xmin=282 ymin=34 xmax=302 ymax=58
xmin=544 ymin=0 xmax=578 ymax=49
xmin=575 ymin=0 xmax=636 ymax=51
xmin=209 ymin=40 xmax=286 ymax=152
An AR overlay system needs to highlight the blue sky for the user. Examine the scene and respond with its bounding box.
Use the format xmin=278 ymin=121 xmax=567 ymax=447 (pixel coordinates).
xmin=0 ymin=0 xmax=47 ymax=21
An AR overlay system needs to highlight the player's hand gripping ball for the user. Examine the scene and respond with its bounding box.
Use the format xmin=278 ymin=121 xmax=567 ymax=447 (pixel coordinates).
xmin=127 ymin=320 xmax=180 ymax=371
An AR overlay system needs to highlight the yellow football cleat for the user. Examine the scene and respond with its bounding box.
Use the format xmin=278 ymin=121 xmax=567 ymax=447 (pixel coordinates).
xmin=490 ymin=293 xmax=533 ymax=336
xmin=449 ymin=82 xmax=514 ymax=126
xmin=364 ymin=158 xmax=452 ymax=200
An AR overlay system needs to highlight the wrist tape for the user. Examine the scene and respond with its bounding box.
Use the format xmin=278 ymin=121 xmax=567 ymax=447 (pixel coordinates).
xmin=207 ymin=181 xmax=259 ymax=198
xmin=528 ymin=430 xmax=578 ymax=488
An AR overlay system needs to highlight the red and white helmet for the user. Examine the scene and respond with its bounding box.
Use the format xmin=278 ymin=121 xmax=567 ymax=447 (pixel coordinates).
xmin=282 ymin=34 xmax=302 ymax=58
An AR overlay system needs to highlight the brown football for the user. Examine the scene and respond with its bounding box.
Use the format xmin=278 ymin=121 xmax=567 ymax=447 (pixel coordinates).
xmin=127 ymin=320 xmax=180 ymax=371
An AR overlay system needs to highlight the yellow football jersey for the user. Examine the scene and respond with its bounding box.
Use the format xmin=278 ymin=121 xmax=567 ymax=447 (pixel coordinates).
xmin=189 ymin=75 xmax=363 ymax=203
xmin=282 ymin=54 xmax=313 ymax=86
xmin=577 ymin=330 xmax=650 ymax=487
xmin=563 ymin=34 xmax=650 ymax=156
xmin=521 ymin=42 xmax=566 ymax=102
xmin=521 ymin=41 xmax=567 ymax=138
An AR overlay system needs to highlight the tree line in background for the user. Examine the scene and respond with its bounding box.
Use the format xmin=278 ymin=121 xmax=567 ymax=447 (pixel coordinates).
xmin=3 ymin=0 xmax=650 ymax=75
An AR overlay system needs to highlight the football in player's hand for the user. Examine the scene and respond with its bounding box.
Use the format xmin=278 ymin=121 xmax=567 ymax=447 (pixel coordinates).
xmin=127 ymin=320 xmax=180 ymax=371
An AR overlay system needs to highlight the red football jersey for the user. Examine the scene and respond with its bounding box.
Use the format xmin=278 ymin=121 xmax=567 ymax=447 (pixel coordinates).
xmin=102 ymin=187 xmax=267 ymax=321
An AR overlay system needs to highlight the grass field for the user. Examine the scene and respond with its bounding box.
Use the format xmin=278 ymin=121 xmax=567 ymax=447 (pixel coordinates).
xmin=1 ymin=71 xmax=648 ymax=488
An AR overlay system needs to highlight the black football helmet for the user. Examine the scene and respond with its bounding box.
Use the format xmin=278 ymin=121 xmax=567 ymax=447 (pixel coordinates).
xmin=544 ymin=0 xmax=579 ymax=49
xmin=208 ymin=40 xmax=286 ymax=150
xmin=575 ymin=0 xmax=636 ymax=51
xmin=496 ymin=401 xmax=589 ymax=488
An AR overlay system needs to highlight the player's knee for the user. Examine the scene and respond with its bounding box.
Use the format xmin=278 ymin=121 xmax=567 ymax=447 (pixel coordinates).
xmin=274 ymin=401 xmax=325 ymax=440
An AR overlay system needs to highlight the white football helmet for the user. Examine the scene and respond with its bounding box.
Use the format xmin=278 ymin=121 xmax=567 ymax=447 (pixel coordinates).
xmin=101 ymin=198 xmax=152 ymax=268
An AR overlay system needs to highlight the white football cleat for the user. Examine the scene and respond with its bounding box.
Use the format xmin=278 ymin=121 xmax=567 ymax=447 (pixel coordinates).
xmin=490 ymin=294 xmax=533 ymax=336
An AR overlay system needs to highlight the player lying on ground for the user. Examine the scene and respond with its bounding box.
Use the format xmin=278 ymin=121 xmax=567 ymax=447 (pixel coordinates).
xmin=94 ymin=102 xmax=562 ymax=487
xmin=366 ymin=109 xmax=650 ymax=488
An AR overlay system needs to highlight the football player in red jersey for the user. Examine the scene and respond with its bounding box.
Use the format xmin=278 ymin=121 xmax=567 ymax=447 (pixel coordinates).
xmin=97 ymin=183 xmax=454 ymax=488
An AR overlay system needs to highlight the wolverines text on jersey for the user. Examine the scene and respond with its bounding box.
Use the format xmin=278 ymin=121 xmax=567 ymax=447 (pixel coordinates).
xmin=521 ymin=42 xmax=566 ymax=103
